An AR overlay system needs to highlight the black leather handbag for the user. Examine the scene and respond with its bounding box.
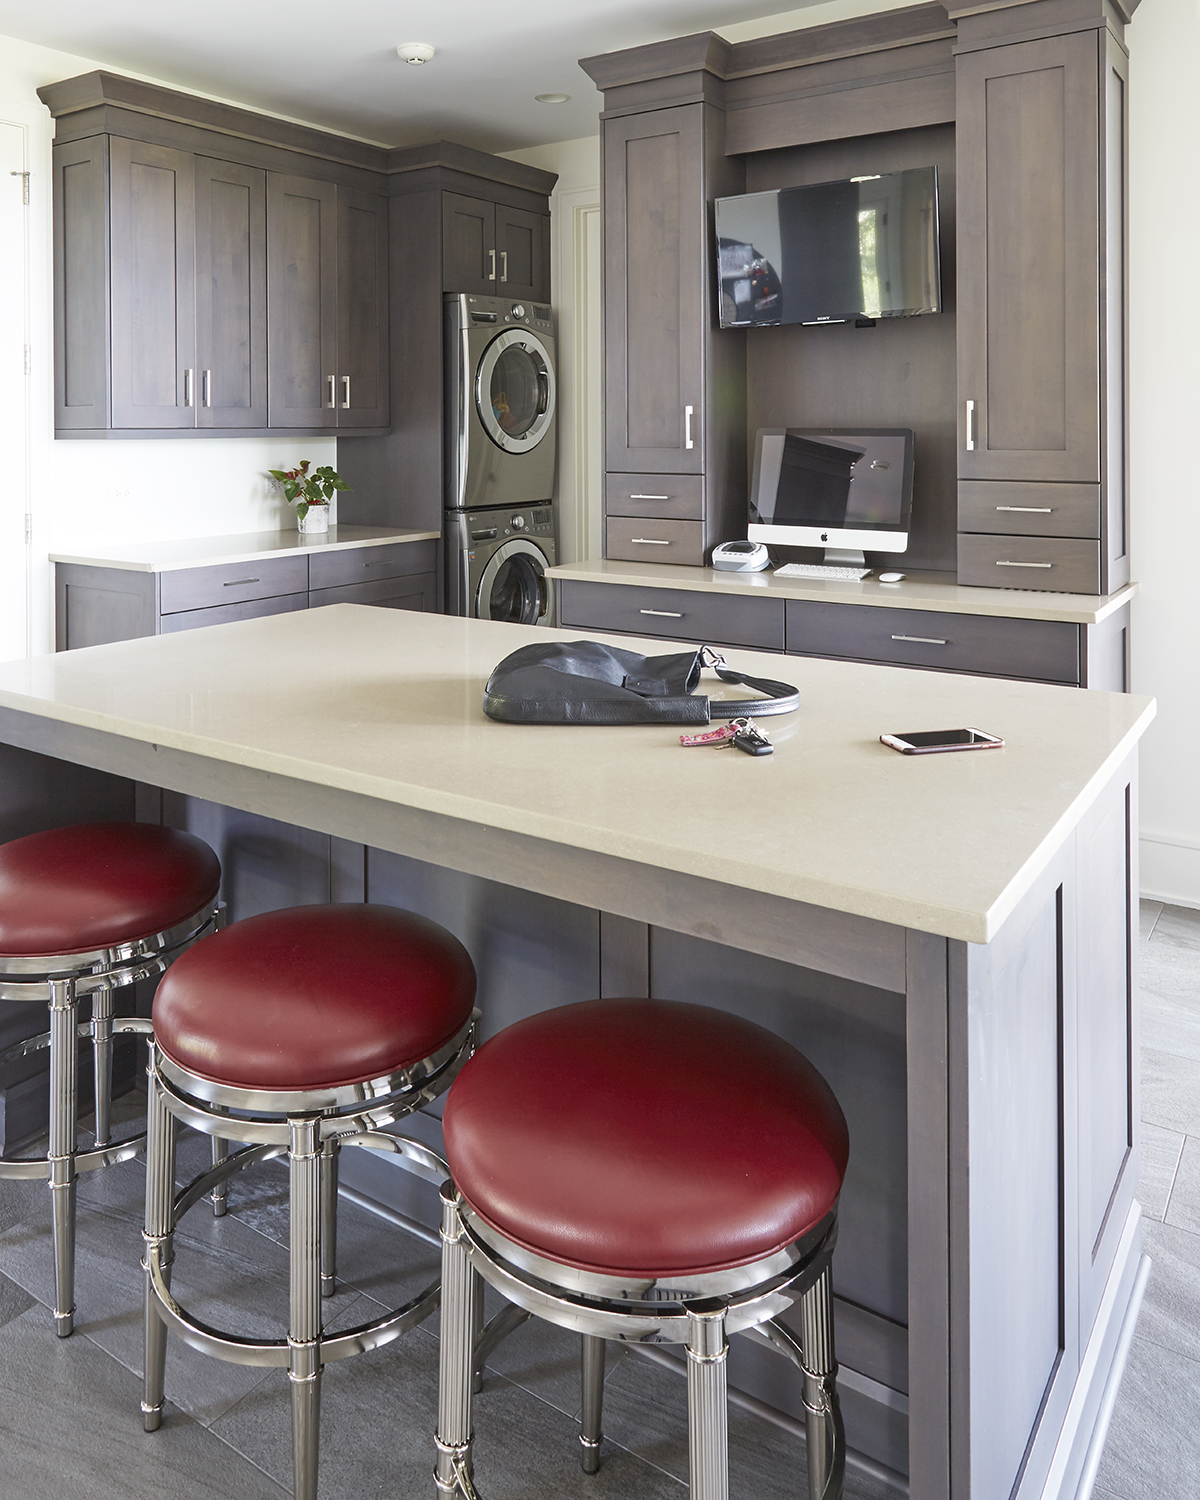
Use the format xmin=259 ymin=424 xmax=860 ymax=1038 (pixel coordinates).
xmin=482 ymin=640 xmax=800 ymax=725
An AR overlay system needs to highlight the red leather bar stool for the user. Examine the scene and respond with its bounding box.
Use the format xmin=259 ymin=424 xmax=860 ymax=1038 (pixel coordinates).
xmin=436 ymin=998 xmax=850 ymax=1500
xmin=0 ymin=822 xmax=221 ymax=1338
xmin=142 ymin=902 xmax=477 ymax=1500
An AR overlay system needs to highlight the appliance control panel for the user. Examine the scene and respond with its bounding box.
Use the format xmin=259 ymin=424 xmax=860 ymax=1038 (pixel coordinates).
xmin=465 ymin=507 xmax=555 ymax=539
xmin=463 ymin=293 xmax=553 ymax=331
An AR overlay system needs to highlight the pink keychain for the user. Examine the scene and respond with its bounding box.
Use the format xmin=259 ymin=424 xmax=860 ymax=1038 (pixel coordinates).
xmin=679 ymin=722 xmax=741 ymax=748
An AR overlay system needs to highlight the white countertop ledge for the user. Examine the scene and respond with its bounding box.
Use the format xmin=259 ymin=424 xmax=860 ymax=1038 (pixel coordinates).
xmin=50 ymin=526 xmax=440 ymax=573
xmin=0 ymin=607 xmax=1154 ymax=946
xmin=549 ymin=558 xmax=1137 ymax=625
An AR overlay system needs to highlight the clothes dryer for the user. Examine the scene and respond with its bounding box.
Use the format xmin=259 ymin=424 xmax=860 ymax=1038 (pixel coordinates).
xmin=446 ymin=504 xmax=556 ymax=624
xmin=444 ymin=294 xmax=557 ymax=512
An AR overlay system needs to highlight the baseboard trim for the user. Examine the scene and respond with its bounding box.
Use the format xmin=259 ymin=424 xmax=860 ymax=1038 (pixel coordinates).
xmin=1139 ymin=833 xmax=1200 ymax=910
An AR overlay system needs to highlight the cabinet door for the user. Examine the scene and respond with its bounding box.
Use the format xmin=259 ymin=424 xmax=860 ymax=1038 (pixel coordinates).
xmin=442 ymin=192 xmax=496 ymax=294
xmin=267 ymin=172 xmax=338 ymax=428
xmin=336 ymin=188 xmax=390 ymax=428
xmin=495 ymin=205 xmax=548 ymax=301
xmin=109 ymin=139 xmax=196 ymax=429
xmin=194 ymin=157 xmax=267 ymax=428
xmin=957 ymin=33 xmax=1101 ymax=483
xmin=604 ymin=106 xmax=705 ymax=475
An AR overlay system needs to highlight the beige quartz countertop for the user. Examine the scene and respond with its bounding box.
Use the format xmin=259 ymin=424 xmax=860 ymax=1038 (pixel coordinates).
xmin=0 ymin=606 xmax=1154 ymax=945
xmin=549 ymin=558 xmax=1137 ymax=626
xmin=49 ymin=526 xmax=440 ymax=574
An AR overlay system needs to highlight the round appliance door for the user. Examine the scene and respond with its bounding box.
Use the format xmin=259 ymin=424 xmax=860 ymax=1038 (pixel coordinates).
xmin=475 ymin=539 xmax=553 ymax=625
xmin=475 ymin=329 xmax=556 ymax=454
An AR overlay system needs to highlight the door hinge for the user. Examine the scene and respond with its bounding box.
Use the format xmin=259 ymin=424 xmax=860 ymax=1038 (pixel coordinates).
xmin=24 ymin=514 xmax=32 ymax=545
xmin=10 ymin=170 xmax=29 ymax=205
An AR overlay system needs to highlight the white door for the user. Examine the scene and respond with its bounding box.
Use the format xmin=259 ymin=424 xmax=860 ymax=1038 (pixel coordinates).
xmin=0 ymin=122 xmax=28 ymax=662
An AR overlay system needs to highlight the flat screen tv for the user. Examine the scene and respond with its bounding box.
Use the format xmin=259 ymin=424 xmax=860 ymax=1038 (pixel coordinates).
xmin=716 ymin=166 xmax=942 ymax=329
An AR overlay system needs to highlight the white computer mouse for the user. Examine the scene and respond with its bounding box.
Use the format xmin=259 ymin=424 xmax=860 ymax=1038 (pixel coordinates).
xmin=877 ymin=571 xmax=905 ymax=584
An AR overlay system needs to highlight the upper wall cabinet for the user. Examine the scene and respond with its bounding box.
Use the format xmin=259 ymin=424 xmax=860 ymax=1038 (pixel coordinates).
xmin=441 ymin=191 xmax=549 ymax=301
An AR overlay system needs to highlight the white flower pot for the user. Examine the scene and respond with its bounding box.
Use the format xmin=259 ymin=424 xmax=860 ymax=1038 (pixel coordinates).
xmin=298 ymin=505 xmax=329 ymax=536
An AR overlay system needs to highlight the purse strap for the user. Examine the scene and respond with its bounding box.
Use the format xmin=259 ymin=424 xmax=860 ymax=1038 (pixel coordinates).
xmin=698 ymin=646 xmax=800 ymax=719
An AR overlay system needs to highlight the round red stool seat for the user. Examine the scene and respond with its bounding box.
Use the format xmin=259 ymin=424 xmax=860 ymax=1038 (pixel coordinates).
xmin=443 ymin=998 xmax=849 ymax=1280
xmin=153 ymin=903 xmax=476 ymax=1091
xmin=0 ymin=823 xmax=221 ymax=959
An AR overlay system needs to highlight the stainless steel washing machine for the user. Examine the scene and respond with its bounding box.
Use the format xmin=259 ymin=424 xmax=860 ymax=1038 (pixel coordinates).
xmin=447 ymin=504 xmax=557 ymax=624
xmin=444 ymin=293 xmax=557 ymax=512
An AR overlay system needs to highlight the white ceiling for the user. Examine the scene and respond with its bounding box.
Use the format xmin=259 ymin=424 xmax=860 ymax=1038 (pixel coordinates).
xmin=0 ymin=0 xmax=836 ymax=153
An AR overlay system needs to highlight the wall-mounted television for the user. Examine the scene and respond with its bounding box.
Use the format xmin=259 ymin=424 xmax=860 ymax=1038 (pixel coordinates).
xmin=716 ymin=167 xmax=942 ymax=330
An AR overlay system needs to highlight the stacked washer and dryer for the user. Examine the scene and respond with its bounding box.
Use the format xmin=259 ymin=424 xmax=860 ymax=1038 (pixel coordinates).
xmin=444 ymin=294 xmax=558 ymax=624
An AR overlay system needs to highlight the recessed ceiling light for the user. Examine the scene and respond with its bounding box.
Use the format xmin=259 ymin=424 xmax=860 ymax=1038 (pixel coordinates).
xmin=397 ymin=42 xmax=436 ymax=65
xmin=535 ymin=93 xmax=571 ymax=104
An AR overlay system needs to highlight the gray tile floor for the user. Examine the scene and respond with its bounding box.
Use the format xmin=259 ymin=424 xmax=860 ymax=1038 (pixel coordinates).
xmin=0 ymin=904 xmax=1193 ymax=1498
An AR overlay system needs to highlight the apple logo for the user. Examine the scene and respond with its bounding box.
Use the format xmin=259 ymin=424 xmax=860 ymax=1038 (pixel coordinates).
xmin=821 ymin=532 xmax=828 ymax=541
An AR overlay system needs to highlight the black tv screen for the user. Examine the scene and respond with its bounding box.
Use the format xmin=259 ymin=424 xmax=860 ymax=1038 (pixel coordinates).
xmin=716 ymin=167 xmax=942 ymax=329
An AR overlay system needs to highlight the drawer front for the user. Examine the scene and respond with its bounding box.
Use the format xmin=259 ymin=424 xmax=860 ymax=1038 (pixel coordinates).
xmin=310 ymin=574 xmax=436 ymax=612
xmin=308 ymin=540 xmax=437 ymax=591
xmin=606 ymin=517 xmax=705 ymax=566
xmin=786 ymin=599 xmax=1080 ymax=683
xmin=158 ymin=591 xmax=309 ymax=634
xmin=159 ymin=555 xmax=309 ymax=614
xmin=559 ymin=580 xmax=784 ymax=651
xmin=957 ymin=534 xmax=1101 ymax=595
xmin=605 ymin=473 xmax=704 ymax=520
xmin=958 ymin=481 xmax=1100 ymax=538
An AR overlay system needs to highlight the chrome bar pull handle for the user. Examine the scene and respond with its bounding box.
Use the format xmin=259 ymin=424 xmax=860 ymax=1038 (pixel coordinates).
xmin=996 ymin=560 xmax=1053 ymax=569
xmin=327 ymin=375 xmax=336 ymax=410
xmin=488 ymin=249 xmax=496 ymax=282
xmin=202 ymin=370 xmax=211 ymax=407
xmin=685 ymin=405 xmax=695 ymax=450
xmin=891 ymin=634 xmax=947 ymax=645
xmin=500 ymin=251 xmax=508 ymax=283
xmin=631 ymin=538 xmax=671 ymax=546
xmin=640 ymin=609 xmax=684 ymax=618
xmin=630 ymin=494 xmax=670 ymax=501
xmin=222 ymin=578 xmax=260 ymax=588
xmin=996 ymin=505 xmax=1052 ymax=513
xmin=965 ymin=399 xmax=975 ymax=451
xmin=183 ymin=369 xmax=194 ymax=407
xmin=342 ymin=375 xmax=351 ymax=410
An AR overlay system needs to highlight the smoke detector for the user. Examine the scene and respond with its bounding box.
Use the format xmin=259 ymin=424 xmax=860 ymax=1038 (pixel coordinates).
xmin=396 ymin=42 xmax=436 ymax=65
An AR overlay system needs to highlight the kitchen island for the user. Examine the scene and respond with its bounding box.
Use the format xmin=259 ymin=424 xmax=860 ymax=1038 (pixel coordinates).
xmin=0 ymin=605 xmax=1154 ymax=1500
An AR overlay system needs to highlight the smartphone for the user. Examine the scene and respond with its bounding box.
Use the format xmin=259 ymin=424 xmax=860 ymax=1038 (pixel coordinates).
xmin=880 ymin=728 xmax=1004 ymax=755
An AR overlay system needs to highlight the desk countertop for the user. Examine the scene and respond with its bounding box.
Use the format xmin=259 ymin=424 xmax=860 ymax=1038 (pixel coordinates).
xmin=49 ymin=526 xmax=440 ymax=574
xmin=0 ymin=606 xmax=1154 ymax=944
xmin=548 ymin=558 xmax=1137 ymax=625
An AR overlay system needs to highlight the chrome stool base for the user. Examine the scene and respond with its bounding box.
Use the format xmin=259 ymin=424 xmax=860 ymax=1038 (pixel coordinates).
xmin=143 ymin=1014 xmax=476 ymax=1500
xmin=0 ymin=901 xmax=220 ymax=1337
xmin=434 ymin=1183 xmax=845 ymax=1500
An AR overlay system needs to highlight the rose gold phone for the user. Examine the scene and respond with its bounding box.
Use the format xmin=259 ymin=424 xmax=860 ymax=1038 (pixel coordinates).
xmin=880 ymin=728 xmax=1004 ymax=755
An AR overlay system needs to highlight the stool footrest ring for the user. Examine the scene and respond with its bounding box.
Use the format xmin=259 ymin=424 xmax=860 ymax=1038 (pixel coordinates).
xmin=0 ymin=1014 xmax=153 ymax=1067
xmin=174 ymin=1143 xmax=286 ymax=1222
xmin=0 ymin=1133 xmax=146 ymax=1181
xmin=341 ymin=1130 xmax=449 ymax=1186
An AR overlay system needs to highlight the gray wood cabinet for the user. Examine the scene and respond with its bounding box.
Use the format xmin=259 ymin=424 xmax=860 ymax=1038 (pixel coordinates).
xmin=599 ymin=102 xmax=746 ymax=563
xmin=194 ymin=157 xmax=268 ymax=429
xmin=442 ymin=191 xmax=549 ymax=301
xmin=955 ymin=24 xmax=1130 ymax=595
xmin=54 ymin=539 xmax=437 ymax=651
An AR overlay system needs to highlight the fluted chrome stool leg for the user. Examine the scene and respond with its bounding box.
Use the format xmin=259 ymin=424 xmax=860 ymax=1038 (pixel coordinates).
xmin=686 ymin=1301 xmax=730 ymax=1500
xmin=580 ymin=1334 xmax=605 ymax=1473
xmin=142 ymin=1045 xmax=177 ymax=1431
xmin=289 ymin=1116 xmax=323 ymax=1500
xmin=436 ymin=1184 xmax=478 ymax=1500
xmin=320 ymin=1136 xmax=339 ymax=1297
xmin=90 ymin=982 xmax=114 ymax=1149
xmin=47 ymin=978 xmax=79 ymax=1338
xmin=800 ymin=1264 xmax=845 ymax=1500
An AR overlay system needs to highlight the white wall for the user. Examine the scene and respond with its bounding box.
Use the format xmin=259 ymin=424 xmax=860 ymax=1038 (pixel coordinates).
xmin=1126 ymin=0 xmax=1200 ymax=906
xmin=503 ymin=135 xmax=602 ymax=566
xmin=0 ymin=34 xmax=335 ymax=661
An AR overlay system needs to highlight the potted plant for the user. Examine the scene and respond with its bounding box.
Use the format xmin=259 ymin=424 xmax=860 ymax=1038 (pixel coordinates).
xmin=269 ymin=460 xmax=350 ymax=536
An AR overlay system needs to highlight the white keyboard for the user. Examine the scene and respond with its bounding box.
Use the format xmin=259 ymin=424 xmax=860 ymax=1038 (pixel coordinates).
xmin=773 ymin=563 xmax=872 ymax=581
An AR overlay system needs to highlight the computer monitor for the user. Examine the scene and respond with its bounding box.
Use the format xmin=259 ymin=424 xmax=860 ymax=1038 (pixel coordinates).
xmin=747 ymin=427 xmax=914 ymax=563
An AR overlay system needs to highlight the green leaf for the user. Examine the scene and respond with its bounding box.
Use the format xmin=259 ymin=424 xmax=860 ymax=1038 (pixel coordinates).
xmin=296 ymin=500 xmax=309 ymax=521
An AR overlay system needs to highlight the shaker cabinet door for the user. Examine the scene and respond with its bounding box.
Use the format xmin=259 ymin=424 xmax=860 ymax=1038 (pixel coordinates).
xmin=494 ymin=204 xmax=549 ymax=302
xmin=956 ymin=32 xmax=1101 ymax=483
xmin=109 ymin=138 xmax=196 ymax=429
xmin=442 ymin=192 xmax=497 ymax=295
xmin=194 ymin=157 xmax=267 ymax=429
xmin=267 ymin=172 xmax=339 ymax=428
xmin=604 ymin=106 xmax=705 ymax=475
xmin=336 ymin=187 xmax=390 ymax=428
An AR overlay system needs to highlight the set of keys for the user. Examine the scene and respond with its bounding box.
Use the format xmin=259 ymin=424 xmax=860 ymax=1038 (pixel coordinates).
xmin=679 ymin=718 xmax=774 ymax=756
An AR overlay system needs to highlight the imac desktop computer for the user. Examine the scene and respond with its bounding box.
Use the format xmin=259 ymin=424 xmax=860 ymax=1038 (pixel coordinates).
xmin=747 ymin=427 xmax=915 ymax=579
